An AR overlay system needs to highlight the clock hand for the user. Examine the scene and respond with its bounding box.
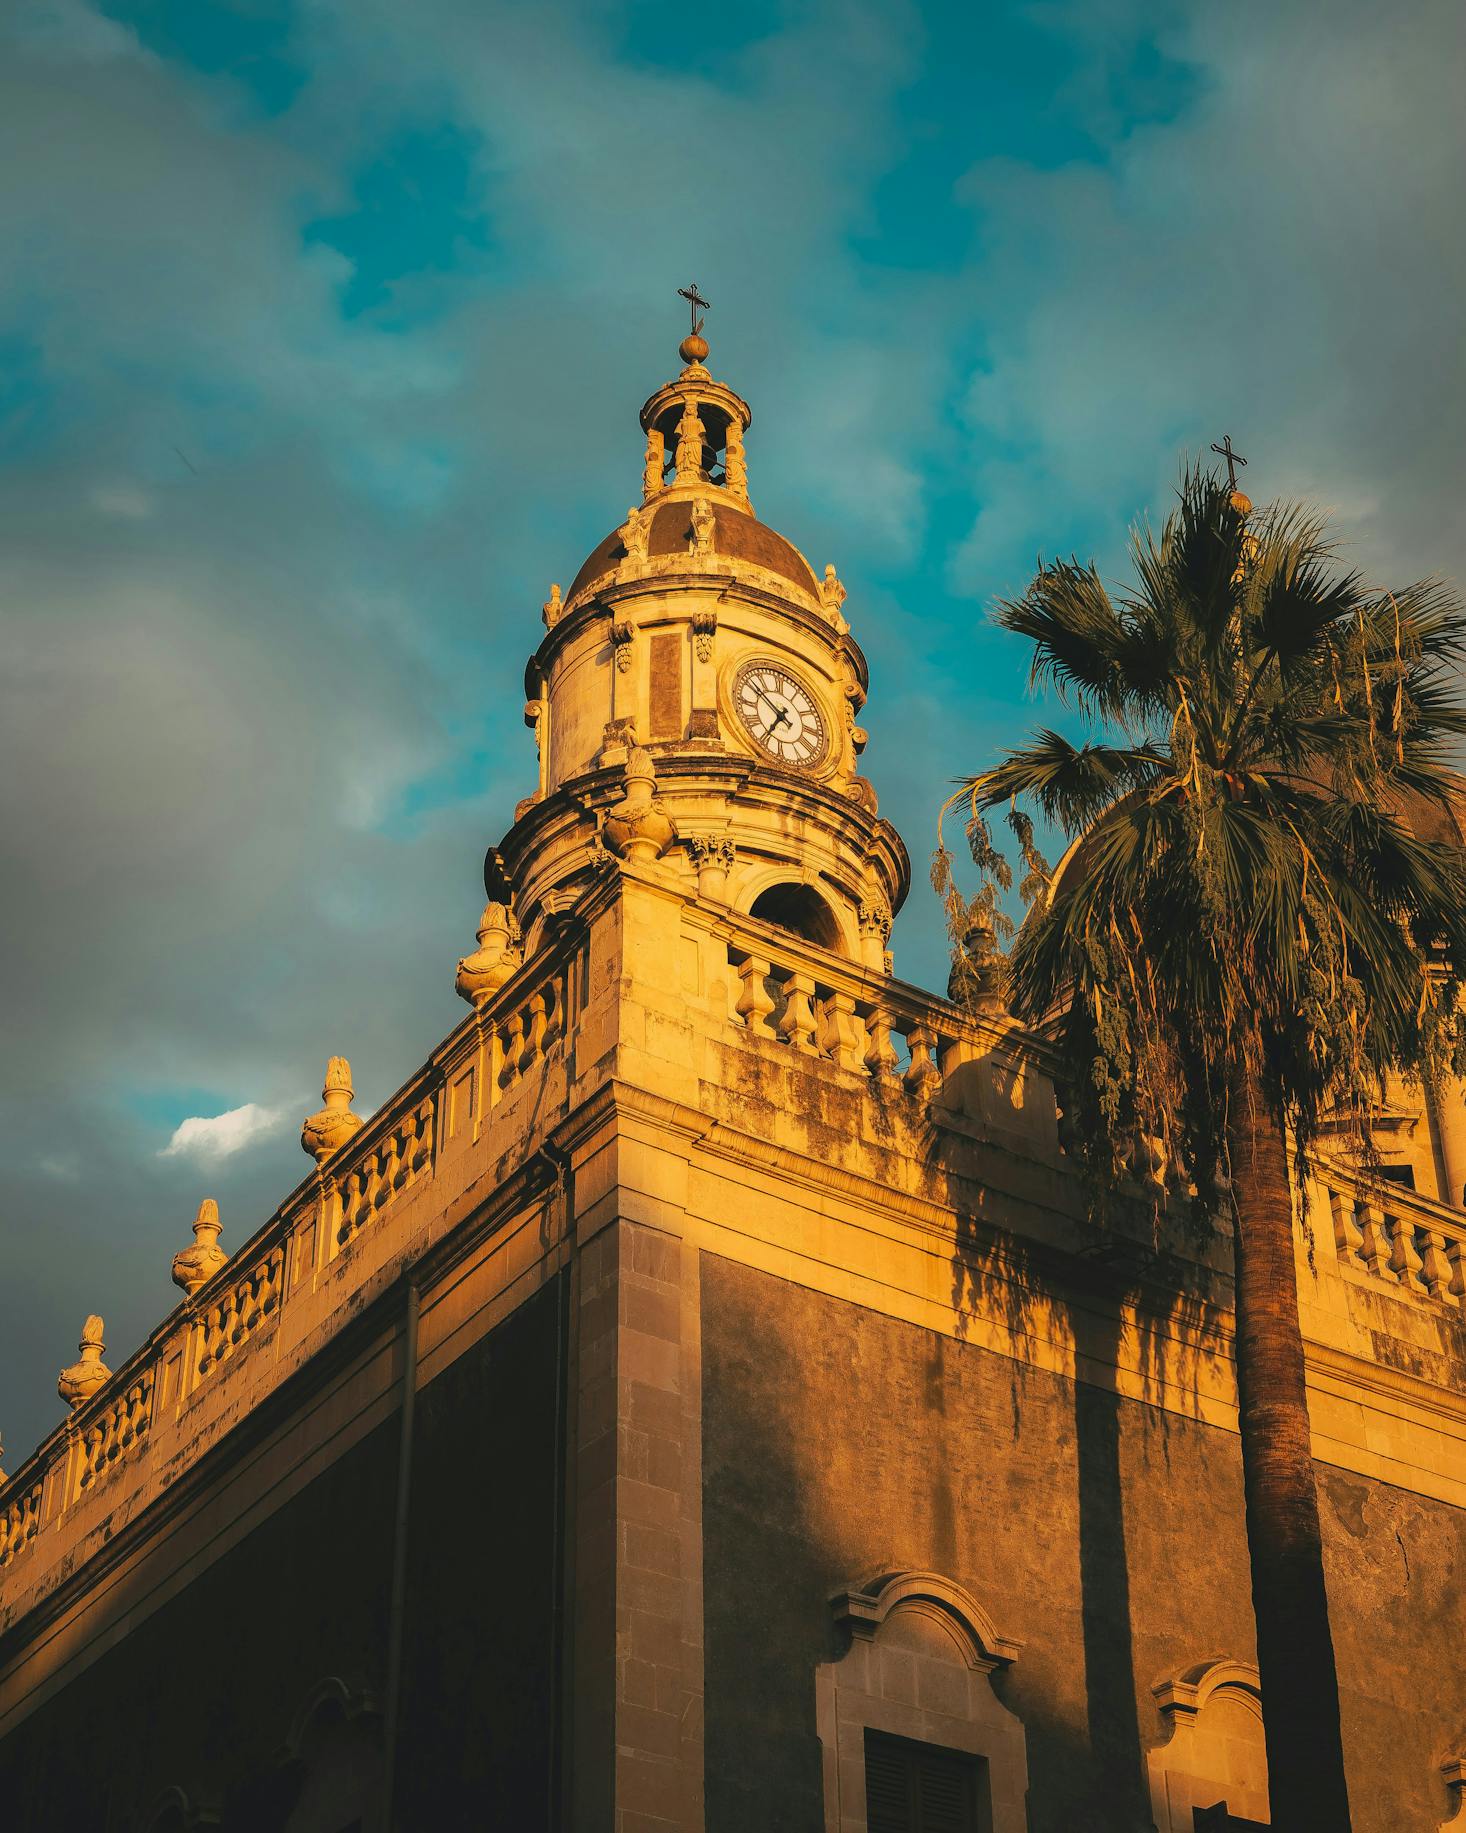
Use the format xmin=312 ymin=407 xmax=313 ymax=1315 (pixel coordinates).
xmin=755 ymin=691 xmax=791 ymax=732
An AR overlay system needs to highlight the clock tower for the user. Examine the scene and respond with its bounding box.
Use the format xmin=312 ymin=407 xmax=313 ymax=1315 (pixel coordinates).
xmin=484 ymin=306 xmax=910 ymax=980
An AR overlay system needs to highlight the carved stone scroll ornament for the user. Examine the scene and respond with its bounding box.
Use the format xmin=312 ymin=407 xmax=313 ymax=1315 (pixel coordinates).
xmin=58 ymin=1316 xmax=111 ymax=1410
xmin=611 ymin=617 xmax=636 ymax=673
xmin=171 ymin=1198 xmax=227 ymax=1296
xmin=845 ymin=776 xmax=879 ymax=815
xmin=603 ymin=747 xmax=678 ymax=864
xmin=524 ymin=698 xmax=544 ymax=761
xmin=542 ymin=583 xmax=563 ymax=628
xmin=843 ymin=681 xmax=869 ymax=756
xmin=620 ymin=504 xmax=650 ymax=562
xmin=689 ymin=497 xmax=716 ymax=558
xmin=301 ymin=1057 xmax=364 ymax=1165
xmin=455 ymin=901 xmax=525 ymax=1008
xmin=642 ymin=427 xmax=665 ymax=502
xmin=692 ymin=608 xmax=717 ymax=663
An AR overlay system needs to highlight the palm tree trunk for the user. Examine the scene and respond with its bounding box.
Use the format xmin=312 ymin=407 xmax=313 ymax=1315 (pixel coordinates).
xmin=1227 ymin=1068 xmax=1352 ymax=1831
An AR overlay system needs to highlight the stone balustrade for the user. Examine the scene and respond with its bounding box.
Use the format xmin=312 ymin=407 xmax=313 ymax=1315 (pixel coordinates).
xmin=335 ymin=1098 xmax=436 ymax=1253
xmin=0 ymin=947 xmax=573 ymax=1586
xmin=1320 ymin=1165 xmax=1466 ymax=1308
xmin=76 ymin=1371 xmax=156 ymax=1501
xmin=0 ymin=1481 xmax=42 ymax=1573
xmin=723 ymin=929 xmax=1038 ymax=1111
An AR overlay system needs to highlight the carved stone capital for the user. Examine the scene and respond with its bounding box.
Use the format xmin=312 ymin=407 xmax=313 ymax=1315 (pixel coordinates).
xmin=858 ymin=896 xmax=892 ymax=943
xmin=172 ymin=1198 xmax=227 ymax=1296
xmin=301 ymin=1057 xmax=364 ymax=1165
xmin=687 ymin=833 xmax=736 ymax=898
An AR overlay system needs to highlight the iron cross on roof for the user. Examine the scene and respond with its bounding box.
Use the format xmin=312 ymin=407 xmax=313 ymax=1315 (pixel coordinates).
xmin=1211 ymin=434 xmax=1247 ymax=489
xmin=678 ymin=282 xmax=710 ymax=336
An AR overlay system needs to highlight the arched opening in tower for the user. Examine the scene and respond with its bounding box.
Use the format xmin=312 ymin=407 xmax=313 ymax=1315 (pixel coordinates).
xmin=748 ymin=883 xmax=844 ymax=954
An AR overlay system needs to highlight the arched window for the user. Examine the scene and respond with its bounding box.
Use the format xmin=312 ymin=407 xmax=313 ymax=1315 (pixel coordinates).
xmin=1145 ymin=1659 xmax=1268 ymax=1831
xmin=815 ymin=1570 xmax=1029 ymax=1832
xmin=749 ymin=882 xmax=844 ymax=954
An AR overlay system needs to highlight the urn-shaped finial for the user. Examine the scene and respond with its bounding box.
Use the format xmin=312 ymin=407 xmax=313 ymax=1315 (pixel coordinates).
xmin=455 ymin=901 xmax=524 ymax=1008
xmin=948 ymin=915 xmax=1005 ymax=1013
xmin=301 ymin=1056 xmax=364 ymax=1165
xmin=602 ymin=748 xmax=678 ymax=865
xmin=171 ymin=1198 xmax=227 ymax=1296
xmin=58 ymin=1315 xmax=111 ymax=1410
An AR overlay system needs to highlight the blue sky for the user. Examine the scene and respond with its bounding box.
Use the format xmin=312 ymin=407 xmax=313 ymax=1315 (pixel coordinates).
xmin=3 ymin=0 xmax=1465 ymax=1460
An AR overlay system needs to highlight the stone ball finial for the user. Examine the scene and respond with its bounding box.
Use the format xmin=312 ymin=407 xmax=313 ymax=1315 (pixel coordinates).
xmin=455 ymin=901 xmax=524 ymax=1008
xmin=679 ymin=331 xmax=709 ymax=365
xmin=1230 ymin=489 xmax=1253 ymax=518
xmin=58 ymin=1315 xmax=111 ymax=1411
xmin=171 ymin=1198 xmax=227 ymax=1297
xmin=301 ymin=1057 xmax=364 ymax=1165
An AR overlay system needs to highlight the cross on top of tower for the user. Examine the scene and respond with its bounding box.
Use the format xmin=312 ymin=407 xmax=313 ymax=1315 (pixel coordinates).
xmin=678 ymin=282 xmax=710 ymax=336
xmin=1210 ymin=434 xmax=1247 ymax=490
xmin=676 ymin=283 xmax=712 ymax=369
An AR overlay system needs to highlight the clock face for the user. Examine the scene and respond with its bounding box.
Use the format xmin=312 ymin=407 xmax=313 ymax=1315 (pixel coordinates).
xmin=733 ymin=660 xmax=828 ymax=768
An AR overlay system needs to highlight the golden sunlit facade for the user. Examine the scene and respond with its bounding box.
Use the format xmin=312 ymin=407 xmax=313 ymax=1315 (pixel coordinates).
xmin=3 ymin=329 xmax=1466 ymax=1833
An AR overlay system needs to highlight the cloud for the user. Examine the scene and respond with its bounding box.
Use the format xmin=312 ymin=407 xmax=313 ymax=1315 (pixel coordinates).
xmin=160 ymin=1103 xmax=285 ymax=1162
xmin=5 ymin=0 xmax=1464 ymax=1470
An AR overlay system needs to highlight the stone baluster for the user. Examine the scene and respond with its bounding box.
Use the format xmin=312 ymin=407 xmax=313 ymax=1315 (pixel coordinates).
xmin=862 ymin=1003 xmax=900 ymax=1078
xmin=817 ymin=991 xmax=863 ymax=1073
xmin=1328 ymin=1184 xmax=1364 ymax=1266
xmin=734 ymin=956 xmax=777 ymax=1039
xmin=1388 ymin=1215 xmax=1426 ymax=1293
xmin=776 ymin=973 xmax=819 ymax=1053
xmin=1447 ymin=1237 xmax=1466 ymax=1308
xmin=1419 ymin=1228 xmax=1453 ymax=1302
xmin=520 ymin=992 xmax=549 ymax=1074
xmin=1358 ymin=1202 xmax=1393 ymax=1279
xmin=904 ymin=1024 xmax=942 ymax=1098
xmin=499 ymin=1010 xmax=525 ymax=1090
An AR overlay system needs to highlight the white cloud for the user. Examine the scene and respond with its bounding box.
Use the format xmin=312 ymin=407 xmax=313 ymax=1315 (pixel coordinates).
xmin=160 ymin=1103 xmax=284 ymax=1162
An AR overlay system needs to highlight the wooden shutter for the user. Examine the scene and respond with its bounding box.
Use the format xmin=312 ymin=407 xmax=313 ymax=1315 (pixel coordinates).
xmin=864 ymin=1729 xmax=980 ymax=1833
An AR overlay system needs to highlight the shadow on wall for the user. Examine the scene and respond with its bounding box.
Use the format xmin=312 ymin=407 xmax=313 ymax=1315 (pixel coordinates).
xmin=700 ymin=1250 xmax=1164 ymax=1833
xmin=943 ymin=1154 xmax=1231 ymax=1832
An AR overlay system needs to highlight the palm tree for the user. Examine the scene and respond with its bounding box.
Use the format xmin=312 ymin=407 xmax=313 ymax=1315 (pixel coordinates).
xmin=944 ymin=469 xmax=1466 ymax=1830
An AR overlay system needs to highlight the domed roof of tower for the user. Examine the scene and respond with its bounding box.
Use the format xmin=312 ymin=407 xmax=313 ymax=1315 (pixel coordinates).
xmin=569 ymin=497 xmax=820 ymax=601
xmin=558 ymin=296 xmax=829 ymax=618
